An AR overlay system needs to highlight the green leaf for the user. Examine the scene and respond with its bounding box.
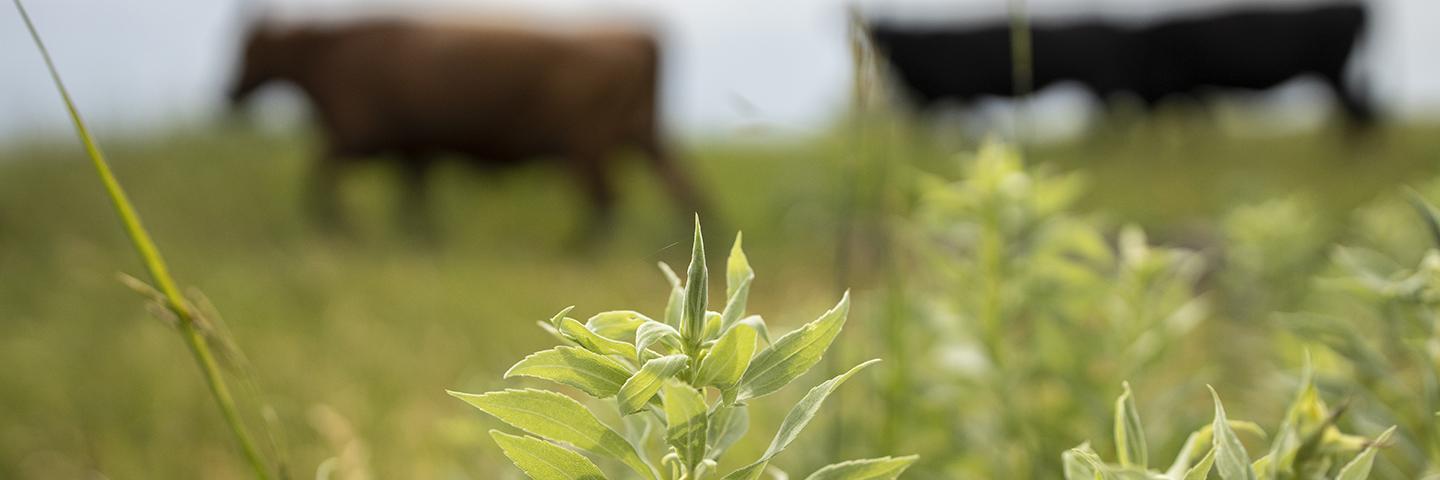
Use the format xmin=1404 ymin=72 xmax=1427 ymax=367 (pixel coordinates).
xmin=504 ymin=347 xmax=634 ymax=398
xmin=1115 ymin=382 xmax=1148 ymax=468
xmin=585 ymin=311 xmax=652 ymax=340
xmin=1335 ymin=426 xmax=1395 ymax=480
xmin=558 ymin=317 xmax=638 ymax=362
xmin=660 ymin=262 xmax=684 ymax=329
xmin=450 ymin=389 xmax=654 ymax=480
xmin=489 ymin=430 xmax=609 ymax=480
xmin=736 ymin=292 xmax=851 ymax=401
xmin=707 ymin=405 xmax=749 ymax=461
xmin=662 ymin=382 xmax=708 ymax=472
xmin=736 ymin=315 xmax=772 ymax=346
xmin=726 ymin=232 xmax=752 ymax=298
xmin=617 ymin=354 xmax=689 ymax=414
xmin=1182 ymin=448 xmax=1216 ymax=480
xmin=636 ymin=321 xmax=683 ymax=357
xmin=721 ymin=232 xmax=754 ymax=333
xmin=1062 ymin=443 xmax=1106 ymax=480
xmin=1209 ymin=386 xmax=1255 ymax=480
xmin=694 ymin=323 xmax=758 ymax=392
xmin=723 ymin=360 xmax=878 ymax=480
xmin=549 ymin=306 xmax=577 ymax=328
xmin=683 ymin=218 xmax=709 ymax=345
xmin=802 ymin=455 xmax=918 ymax=480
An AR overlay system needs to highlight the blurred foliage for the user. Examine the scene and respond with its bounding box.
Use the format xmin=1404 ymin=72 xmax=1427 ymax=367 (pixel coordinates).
xmin=895 ymin=142 xmax=1209 ymax=477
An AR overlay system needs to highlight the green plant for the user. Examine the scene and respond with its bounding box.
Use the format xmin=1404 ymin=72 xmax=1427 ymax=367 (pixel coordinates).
xmin=899 ymin=142 xmax=1209 ymax=477
xmin=450 ymin=221 xmax=916 ymax=479
xmin=12 ymin=0 xmax=275 ymax=478
xmin=1277 ymin=193 xmax=1440 ymax=477
xmin=1065 ymin=364 xmax=1395 ymax=480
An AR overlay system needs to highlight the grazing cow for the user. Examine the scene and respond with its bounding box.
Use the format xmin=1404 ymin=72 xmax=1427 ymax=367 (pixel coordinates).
xmin=866 ymin=21 xmax=1141 ymax=109
xmin=868 ymin=3 xmax=1373 ymax=128
xmin=1136 ymin=3 xmax=1373 ymax=127
xmin=228 ymin=19 xmax=705 ymax=236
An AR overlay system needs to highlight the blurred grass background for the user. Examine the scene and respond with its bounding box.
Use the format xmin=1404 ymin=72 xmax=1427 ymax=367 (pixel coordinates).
xmin=1 ymin=118 xmax=1438 ymax=478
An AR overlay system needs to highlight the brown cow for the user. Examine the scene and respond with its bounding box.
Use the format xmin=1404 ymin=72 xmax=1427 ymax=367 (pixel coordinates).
xmin=227 ymin=19 xmax=705 ymax=237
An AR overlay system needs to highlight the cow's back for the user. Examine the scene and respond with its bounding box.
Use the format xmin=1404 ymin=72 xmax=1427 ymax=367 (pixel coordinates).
xmin=294 ymin=22 xmax=658 ymax=161
xmin=1140 ymin=4 xmax=1366 ymax=91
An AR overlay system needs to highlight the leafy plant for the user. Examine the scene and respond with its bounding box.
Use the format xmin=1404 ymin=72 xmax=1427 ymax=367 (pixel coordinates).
xmin=1278 ymin=193 xmax=1440 ymax=477
xmin=898 ymin=142 xmax=1209 ymax=477
xmin=1065 ymin=364 xmax=1395 ymax=480
xmin=450 ymin=220 xmax=917 ymax=479
xmin=12 ymin=1 xmax=276 ymax=478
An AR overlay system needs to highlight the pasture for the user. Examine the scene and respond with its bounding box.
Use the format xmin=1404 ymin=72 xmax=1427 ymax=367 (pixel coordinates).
xmin=3 ymin=116 xmax=1440 ymax=478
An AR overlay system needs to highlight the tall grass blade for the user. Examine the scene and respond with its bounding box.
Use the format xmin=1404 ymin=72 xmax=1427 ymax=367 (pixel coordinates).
xmin=11 ymin=1 xmax=273 ymax=477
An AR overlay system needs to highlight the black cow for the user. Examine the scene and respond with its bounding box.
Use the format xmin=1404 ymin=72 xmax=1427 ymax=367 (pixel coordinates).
xmin=868 ymin=2 xmax=1374 ymax=128
xmin=1136 ymin=3 xmax=1372 ymax=126
xmin=867 ymin=21 xmax=1140 ymax=108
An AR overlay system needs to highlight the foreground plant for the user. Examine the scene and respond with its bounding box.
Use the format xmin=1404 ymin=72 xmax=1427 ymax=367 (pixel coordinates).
xmin=450 ymin=221 xmax=916 ymax=479
xmin=13 ymin=1 xmax=275 ymax=478
xmin=1066 ymin=365 xmax=1395 ymax=480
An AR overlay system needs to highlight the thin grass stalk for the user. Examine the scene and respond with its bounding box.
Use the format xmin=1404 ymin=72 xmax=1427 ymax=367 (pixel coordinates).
xmin=12 ymin=2 xmax=274 ymax=478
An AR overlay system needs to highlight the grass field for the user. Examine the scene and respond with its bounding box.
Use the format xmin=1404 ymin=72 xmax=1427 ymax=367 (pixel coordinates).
xmin=1 ymin=118 xmax=1439 ymax=478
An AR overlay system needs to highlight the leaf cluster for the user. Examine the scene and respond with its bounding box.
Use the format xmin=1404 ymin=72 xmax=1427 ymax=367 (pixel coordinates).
xmin=451 ymin=221 xmax=917 ymax=480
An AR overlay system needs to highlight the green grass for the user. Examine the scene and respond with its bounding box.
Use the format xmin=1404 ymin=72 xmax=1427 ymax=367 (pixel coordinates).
xmin=1 ymin=119 xmax=1439 ymax=478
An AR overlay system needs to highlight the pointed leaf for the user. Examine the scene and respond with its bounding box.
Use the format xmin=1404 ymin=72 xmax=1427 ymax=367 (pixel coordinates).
xmin=695 ymin=323 xmax=758 ymax=391
xmin=724 ymin=360 xmax=878 ymax=479
xmin=450 ymin=389 xmax=654 ymax=480
xmin=802 ymin=455 xmax=918 ymax=480
xmin=585 ymin=311 xmax=652 ymax=340
xmin=636 ymin=321 xmax=683 ymax=357
xmin=617 ymin=354 xmax=689 ymax=414
xmin=721 ymin=232 xmax=755 ymax=332
xmin=662 ymin=382 xmax=709 ymax=472
xmin=736 ymin=292 xmax=850 ymax=400
xmin=707 ymin=405 xmax=749 ymax=461
xmin=660 ymin=262 xmax=684 ymax=328
xmin=489 ymin=430 xmax=609 ymax=480
xmin=1209 ymin=386 xmax=1255 ymax=480
xmin=558 ymin=318 xmax=638 ymax=362
xmin=1116 ymin=382 xmax=1148 ymax=468
xmin=683 ymin=218 xmax=709 ymax=344
xmin=505 ymin=347 xmax=633 ymax=398
xmin=1336 ymin=426 xmax=1395 ymax=480
xmin=1062 ymin=443 xmax=1108 ymax=480
xmin=1182 ymin=448 xmax=1216 ymax=480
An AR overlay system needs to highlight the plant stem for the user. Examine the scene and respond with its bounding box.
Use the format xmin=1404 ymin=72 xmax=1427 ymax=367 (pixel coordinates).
xmin=12 ymin=1 xmax=273 ymax=478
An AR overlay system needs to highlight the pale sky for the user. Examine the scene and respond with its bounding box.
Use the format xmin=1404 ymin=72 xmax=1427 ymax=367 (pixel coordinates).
xmin=0 ymin=0 xmax=1435 ymax=141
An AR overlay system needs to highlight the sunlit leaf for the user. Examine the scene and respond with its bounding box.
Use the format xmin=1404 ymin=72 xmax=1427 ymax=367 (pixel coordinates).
xmin=504 ymin=347 xmax=633 ymax=398
xmin=801 ymin=455 xmax=918 ymax=480
xmin=723 ymin=360 xmax=878 ymax=480
xmin=617 ymin=354 xmax=689 ymax=414
xmin=662 ymin=382 xmax=708 ymax=472
xmin=450 ymin=389 xmax=654 ymax=480
xmin=736 ymin=292 xmax=850 ymax=401
xmin=1209 ymin=386 xmax=1255 ymax=480
xmin=489 ymin=430 xmax=609 ymax=480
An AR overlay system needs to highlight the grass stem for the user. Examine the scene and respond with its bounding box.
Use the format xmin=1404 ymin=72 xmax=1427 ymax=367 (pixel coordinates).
xmin=12 ymin=1 xmax=274 ymax=478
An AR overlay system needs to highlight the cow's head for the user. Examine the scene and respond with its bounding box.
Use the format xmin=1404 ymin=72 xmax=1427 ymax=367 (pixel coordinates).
xmin=227 ymin=23 xmax=297 ymax=109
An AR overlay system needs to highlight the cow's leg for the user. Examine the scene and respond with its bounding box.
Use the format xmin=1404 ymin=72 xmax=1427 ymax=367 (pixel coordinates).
xmin=396 ymin=158 xmax=438 ymax=243
xmin=1328 ymin=74 xmax=1376 ymax=133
